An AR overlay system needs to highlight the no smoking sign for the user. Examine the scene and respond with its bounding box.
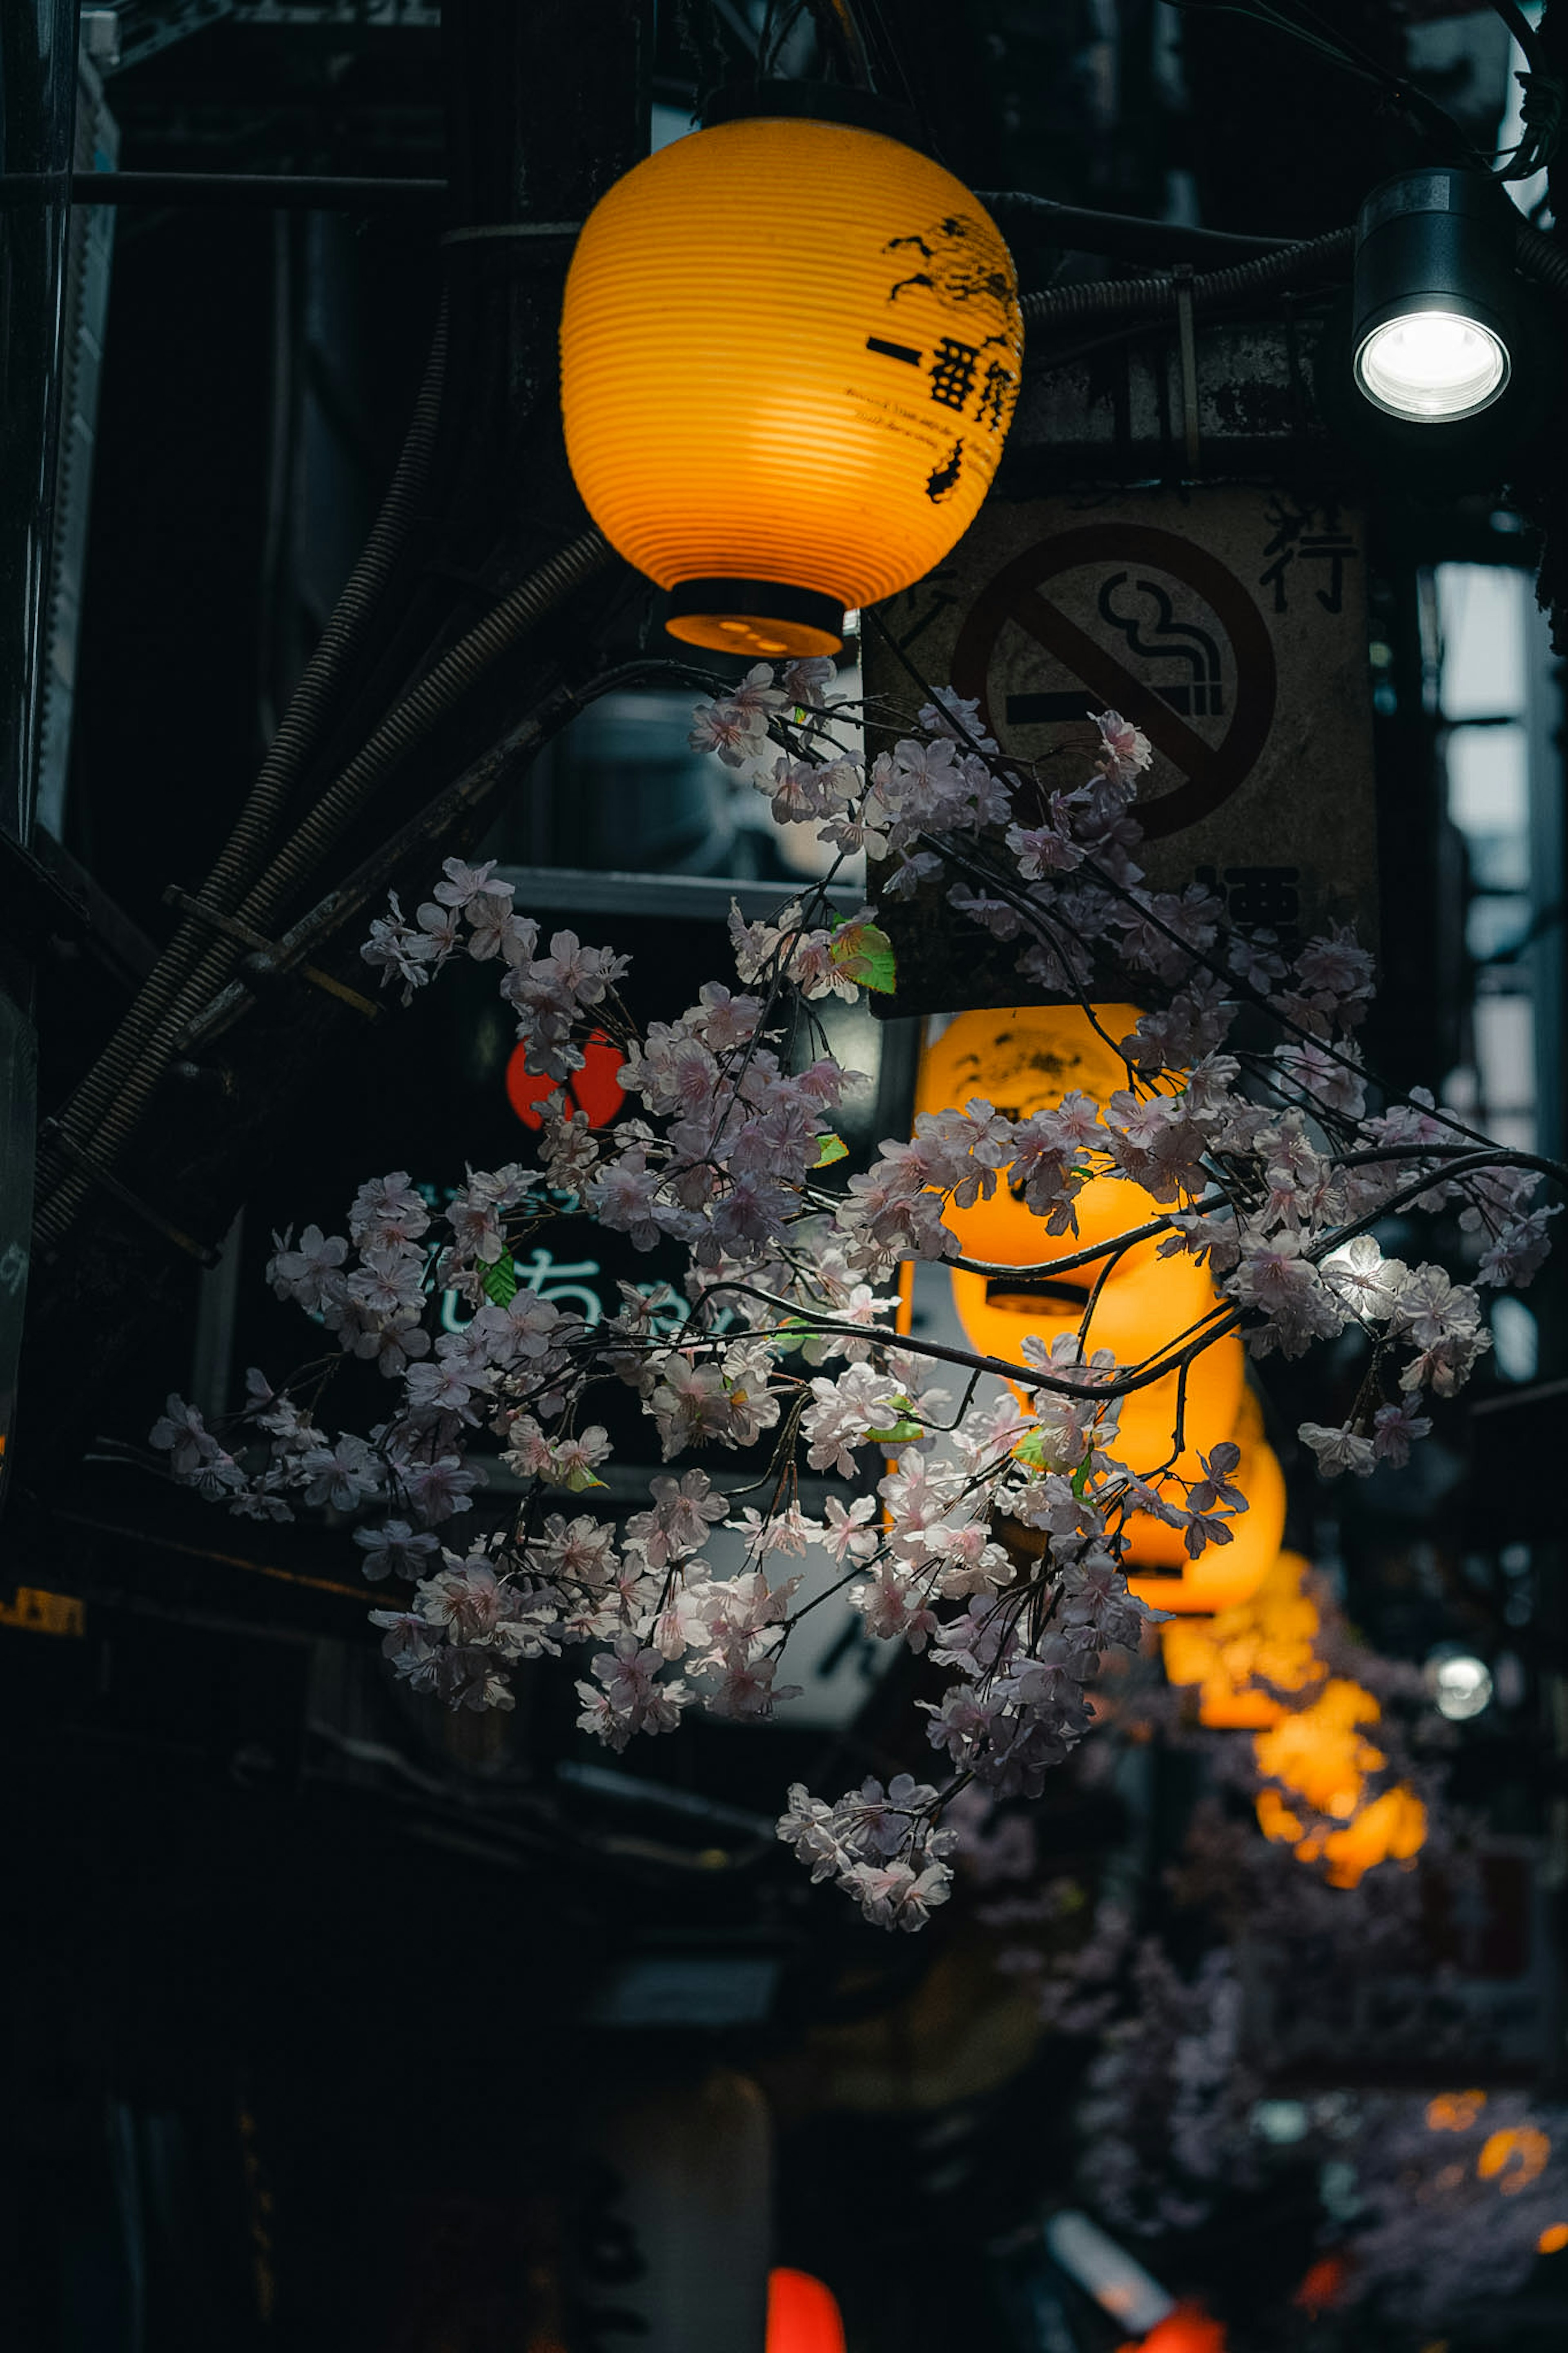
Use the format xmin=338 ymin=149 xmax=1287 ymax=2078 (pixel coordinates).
xmin=867 ymin=486 xmax=1379 ymax=1014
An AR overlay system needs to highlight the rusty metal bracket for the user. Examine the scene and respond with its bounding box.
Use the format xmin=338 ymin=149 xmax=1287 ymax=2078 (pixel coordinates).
xmin=36 ymin=1120 xmax=223 ymax=1267
xmin=163 ymin=886 xmax=382 ymax=1021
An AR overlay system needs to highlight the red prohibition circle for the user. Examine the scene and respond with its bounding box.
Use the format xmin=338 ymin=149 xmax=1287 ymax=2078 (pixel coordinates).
xmin=949 ymin=521 xmax=1278 ymax=839
xmin=506 ymin=1028 xmax=627 ymax=1131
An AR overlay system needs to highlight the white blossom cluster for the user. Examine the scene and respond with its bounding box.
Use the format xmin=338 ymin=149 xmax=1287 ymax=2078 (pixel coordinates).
xmin=147 ymin=659 xmax=1561 ymax=1928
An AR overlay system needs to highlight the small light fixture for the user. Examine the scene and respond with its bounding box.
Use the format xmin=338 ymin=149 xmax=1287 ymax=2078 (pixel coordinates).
xmin=1353 ymin=168 xmax=1517 ymax=422
xmin=1425 ymin=1644 xmax=1493 ymax=1721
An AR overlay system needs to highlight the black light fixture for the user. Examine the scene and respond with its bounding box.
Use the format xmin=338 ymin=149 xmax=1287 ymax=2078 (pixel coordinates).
xmin=1353 ymin=167 xmax=1518 ymax=423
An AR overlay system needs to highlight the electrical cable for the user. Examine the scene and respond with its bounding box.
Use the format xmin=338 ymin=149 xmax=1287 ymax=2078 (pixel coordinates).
xmin=1019 ymin=223 xmax=1354 ymax=329
xmin=1490 ymin=0 xmax=1548 ymax=74
xmin=1515 ymin=207 xmax=1568 ymax=297
xmin=34 ymin=295 xmax=454 ymax=1238
xmin=1165 ymin=0 xmax=1482 ymax=165
xmin=1016 ymin=206 xmax=1568 ymax=340
xmin=36 ymin=500 xmax=613 ymax=1251
xmin=220 ymin=529 xmax=614 ymax=949
xmin=982 ymin=188 xmax=1294 ymax=264
xmin=806 ymin=0 xmax=875 ymax=89
xmin=36 ymin=526 xmax=613 ymax=1249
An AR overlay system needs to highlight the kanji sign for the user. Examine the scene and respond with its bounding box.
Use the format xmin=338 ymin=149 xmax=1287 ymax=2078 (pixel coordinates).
xmin=867 ymin=485 xmax=1379 ymax=1013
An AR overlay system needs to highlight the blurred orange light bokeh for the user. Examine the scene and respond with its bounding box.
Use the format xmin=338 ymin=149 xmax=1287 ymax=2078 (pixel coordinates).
xmin=1294 ymin=2254 xmax=1349 ymax=2315
xmin=1477 ymin=2126 xmax=1551 ymax=2195
xmin=1427 ymin=2090 xmax=1488 ymax=2133
xmin=1116 ymin=2302 xmax=1227 ymax=2353
xmin=1160 ymin=1548 xmax=1322 ymax=1728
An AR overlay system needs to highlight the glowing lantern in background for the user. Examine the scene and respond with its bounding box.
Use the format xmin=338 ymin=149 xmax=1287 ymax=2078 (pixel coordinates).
xmin=766 ymin=2268 xmax=847 ymax=2353
xmin=1116 ymin=2302 xmax=1227 ymax=2353
xmin=1311 ymin=1783 xmax=1427 ymax=1887
xmin=1160 ymin=1549 xmax=1323 ymax=1728
xmin=1254 ymin=1677 xmax=1384 ymax=1822
xmin=1251 ymin=1669 xmax=1427 ymax=1887
xmin=1124 ymin=1389 xmax=1286 ymax=1615
xmin=560 ymin=90 xmax=1023 ymax=659
xmin=913 ymin=1005 xmax=1279 ymax=1613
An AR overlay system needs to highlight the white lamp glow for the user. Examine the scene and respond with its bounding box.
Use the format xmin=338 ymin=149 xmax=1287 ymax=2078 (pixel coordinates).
xmin=1355 ymin=309 xmax=1510 ymax=422
xmin=1426 ymin=1648 xmax=1494 ymax=1722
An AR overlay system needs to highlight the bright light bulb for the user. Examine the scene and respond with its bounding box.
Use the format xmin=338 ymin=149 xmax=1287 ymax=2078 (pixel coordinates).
xmin=1426 ymin=1650 xmax=1493 ymax=1721
xmin=1355 ymin=310 xmax=1509 ymax=422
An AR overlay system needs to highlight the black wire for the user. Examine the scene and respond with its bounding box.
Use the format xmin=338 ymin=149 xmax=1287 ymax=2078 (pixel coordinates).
xmin=983 ymin=188 xmax=1294 ymax=263
xmin=759 ymin=0 xmax=809 ymax=76
xmin=1490 ymin=0 xmax=1548 ymax=74
xmin=672 ymin=0 xmax=734 ymax=106
xmin=804 ymin=0 xmax=875 ymax=88
xmin=1166 ymin=0 xmax=1483 ymax=166
xmin=847 ymin=0 xmax=924 ymax=116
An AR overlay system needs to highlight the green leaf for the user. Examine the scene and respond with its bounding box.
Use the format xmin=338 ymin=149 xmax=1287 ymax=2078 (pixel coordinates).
xmin=483 ymin=1254 xmax=519 ymax=1307
xmin=866 ymin=1418 xmax=923 ymax=1445
xmin=812 ymin=1132 xmax=849 ymax=1169
xmin=828 ymin=919 xmax=897 ymax=995
xmin=560 ymin=1465 xmax=607 ymax=1493
xmin=1071 ymin=1457 xmax=1094 ymax=1499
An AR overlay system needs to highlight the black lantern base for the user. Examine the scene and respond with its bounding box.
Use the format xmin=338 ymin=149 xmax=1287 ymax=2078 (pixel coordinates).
xmin=664 ymin=578 xmax=844 ymax=661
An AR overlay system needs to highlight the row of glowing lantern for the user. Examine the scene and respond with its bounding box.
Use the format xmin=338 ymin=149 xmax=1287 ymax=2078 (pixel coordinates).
xmin=915 ymin=1004 xmax=1279 ymax=1616
xmin=916 ymin=1005 xmax=1425 ymax=1889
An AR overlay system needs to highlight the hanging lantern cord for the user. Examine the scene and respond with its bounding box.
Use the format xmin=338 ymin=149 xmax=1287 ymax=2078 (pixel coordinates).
xmin=808 ymin=0 xmax=875 ymax=88
xmin=759 ymin=1 xmax=876 ymax=88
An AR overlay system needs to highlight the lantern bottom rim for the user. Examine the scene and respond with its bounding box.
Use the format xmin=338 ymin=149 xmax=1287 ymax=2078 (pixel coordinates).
xmin=664 ymin=578 xmax=844 ymax=660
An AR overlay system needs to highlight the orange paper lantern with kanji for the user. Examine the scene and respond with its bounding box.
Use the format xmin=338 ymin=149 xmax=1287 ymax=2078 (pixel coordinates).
xmin=561 ymin=96 xmax=1023 ymax=658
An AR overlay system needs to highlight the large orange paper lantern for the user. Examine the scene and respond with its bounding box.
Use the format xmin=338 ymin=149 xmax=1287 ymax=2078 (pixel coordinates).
xmin=560 ymin=91 xmax=1023 ymax=658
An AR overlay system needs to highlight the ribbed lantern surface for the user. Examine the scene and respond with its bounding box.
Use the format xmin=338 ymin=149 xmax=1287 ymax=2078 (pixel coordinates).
xmin=915 ymin=1002 xmax=1279 ymax=1617
xmin=560 ymin=114 xmax=1023 ymax=657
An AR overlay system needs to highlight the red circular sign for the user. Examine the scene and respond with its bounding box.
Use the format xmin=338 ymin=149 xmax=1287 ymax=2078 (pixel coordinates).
xmin=506 ymin=1028 xmax=627 ymax=1131
xmin=949 ymin=521 xmax=1277 ymax=839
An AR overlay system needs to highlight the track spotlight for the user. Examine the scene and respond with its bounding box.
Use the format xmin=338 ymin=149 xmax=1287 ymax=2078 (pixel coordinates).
xmin=1353 ymin=168 xmax=1517 ymax=422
